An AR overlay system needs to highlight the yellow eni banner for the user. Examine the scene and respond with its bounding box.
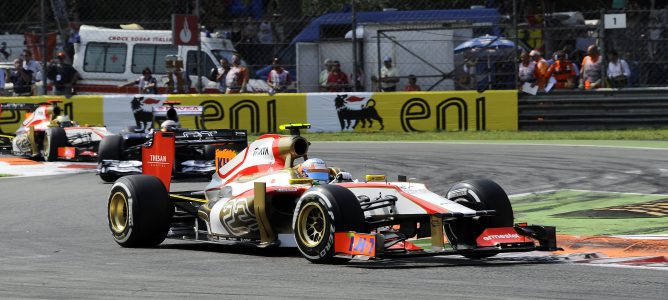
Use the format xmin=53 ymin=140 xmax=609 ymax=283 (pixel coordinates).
xmin=166 ymin=94 xmax=307 ymax=133
xmin=102 ymin=94 xmax=307 ymax=133
xmin=0 ymin=96 xmax=104 ymax=135
xmin=305 ymin=91 xmax=518 ymax=132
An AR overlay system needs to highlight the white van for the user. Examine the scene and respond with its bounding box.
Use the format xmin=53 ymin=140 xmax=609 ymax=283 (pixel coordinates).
xmin=73 ymin=25 xmax=268 ymax=94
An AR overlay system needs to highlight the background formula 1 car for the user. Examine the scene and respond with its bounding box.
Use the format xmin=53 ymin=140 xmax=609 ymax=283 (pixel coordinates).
xmin=0 ymin=100 xmax=111 ymax=161
xmin=106 ymin=124 xmax=559 ymax=264
xmin=97 ymin=102 xmax=247 ymax=182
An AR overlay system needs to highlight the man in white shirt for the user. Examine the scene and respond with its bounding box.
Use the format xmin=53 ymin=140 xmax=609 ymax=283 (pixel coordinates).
xmin=319 ymin=58 xmax=332 ymax=91
xmin=607 ymin=50 xmax=630 ymax=88
xmin=374 ymin=56 xmax=399 ymax=92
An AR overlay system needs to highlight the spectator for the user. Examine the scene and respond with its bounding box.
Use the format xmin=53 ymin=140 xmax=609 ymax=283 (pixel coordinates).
xmin=9 ymin=58 xmax=33 ymax=96
xmin=267 ymin=57 xmax=292 ymax=93
xmin=225 ymin=54 xmax=249 ymax=94
xmin=21 ymin=49 xmax=42 ymax=84
xmin=0 ymin=41 xmax=11 ymax=61
xmin=326 ymin=61 xmax=349 ymax=92
xmin=272 ymin=13 xmax=286 ymax=44
xmin=607 ymin=50 xmax=630 ymax=88
xmin=530 ymin=50 xmax=549 ymax=91
xmin=518 ymin=51 xmax=537 ymax=87
xmin=215 ymin=58 xmax=230 ymax=93
xmin=351 ymin=66 xmax=365 ymax=91
xmin=545 ymin=50 xmax=577 ymax=90
xmin=404 ymin=74 xmax=421 ymax=91
xmin=239 ymin=17 xmax=259 ymax=45
xmin=623 ymin=51 xmax=640 ymax=87
xmin=120 ymin=67 xmax=157 ymax=94
xmin=257 ymin=21 xmax=274 ymax=44
xmin=319 ymin=58 xmax=333 ymax=91
xmin=457 ymin=52 xmax=477 ymax=90
xmin=579 ymin=45 xmax=603 ymax=90
xmin=372 ymin=56 xmax=399 ymax=92
xmin=230 ymin=19 xmax=243 ymax=44
xmin=0 ymin=65 xmax=6 ymax=94
xmin=46 ymin=52 xmax=79 ymax=97
xmin=64 ymin=23 xmax=81 ymax=61
xmin=166 ymin=63 xmax=189 ymax=94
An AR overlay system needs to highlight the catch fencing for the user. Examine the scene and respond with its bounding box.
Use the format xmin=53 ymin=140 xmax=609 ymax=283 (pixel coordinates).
xmin=1 ymin=1 xmax=667 ymax=94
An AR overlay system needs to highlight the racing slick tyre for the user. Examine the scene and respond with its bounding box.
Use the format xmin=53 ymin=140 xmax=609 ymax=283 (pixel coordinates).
xmin=42 ymin=127 xmax=68 ymax=161
xmin=107 ymin=175 xmax=173 ymax=247
xmin=293 ymin=185 xmax=366 ymax=264
xmin=98 ymin=135 xmax=124 ymax=183
xmin=445 ymin=179 xmax=514 ymax=259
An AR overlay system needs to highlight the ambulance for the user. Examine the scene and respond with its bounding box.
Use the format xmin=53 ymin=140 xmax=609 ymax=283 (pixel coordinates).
xmin=72 ymin=25 xmax=268 ymax=94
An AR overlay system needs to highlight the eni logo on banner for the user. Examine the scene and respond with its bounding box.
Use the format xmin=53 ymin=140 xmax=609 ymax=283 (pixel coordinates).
xmin=400 ymin=96 xmax=487 ymax=131
xmin=172 ymin=14 xmax=199 ymax=46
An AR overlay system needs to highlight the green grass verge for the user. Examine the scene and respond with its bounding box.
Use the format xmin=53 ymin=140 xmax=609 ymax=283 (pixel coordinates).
xmin=251 ymin=128 xmax=668 ymax=142
xmin=0 ymin=174 xmax=16 ymax=178
xmin=511 ymin=190 xmax=668 ymax=235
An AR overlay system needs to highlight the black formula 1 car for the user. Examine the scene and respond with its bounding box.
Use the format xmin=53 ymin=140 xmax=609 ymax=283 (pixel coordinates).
xmin=0 ymin=100 xmax=111 ymax=161
xmin=105 ymin=124 xmax=560 ymax=264
xmin=96 ymin=102 xmax=247 ymax=182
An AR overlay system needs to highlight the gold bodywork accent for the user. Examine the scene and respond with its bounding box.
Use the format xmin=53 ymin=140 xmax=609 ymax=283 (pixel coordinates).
xmin=28 ymin=126 xmax=38 ymax=155
xmin=289 ymin=178 xmax=313 ymax=185
xmin=365 ymin=174 xmax=387 ymax=182
xmin=169 ymin=194 xmax=207 ymax=203
xmin=430 ymin=215 xmax=444 ymax=251
xmin=109 ymin=192 xmax=129 ymax=234
xmin=296 ymin=202 xmax=326 ymax=247
xmin=277 ymin=136 xmax=309 ymax=168
xmin=253 ymin=182 xmax=276 ymax=244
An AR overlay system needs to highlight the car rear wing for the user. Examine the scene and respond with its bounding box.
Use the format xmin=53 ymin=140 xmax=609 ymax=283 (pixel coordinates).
xmin=173 ymin=129 xmax=248 ymax=145
xmin=0 ymin=103 xmax=42 ymax=113
xmin=152 ymin=105 xmax=204 ymax=117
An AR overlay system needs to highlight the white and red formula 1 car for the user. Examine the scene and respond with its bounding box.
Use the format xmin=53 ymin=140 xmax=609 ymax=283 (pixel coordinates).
xmin=106 ymin=124 xmax=559 ymax=263
xmin=0 ymin=100 xmax=111 ymax=161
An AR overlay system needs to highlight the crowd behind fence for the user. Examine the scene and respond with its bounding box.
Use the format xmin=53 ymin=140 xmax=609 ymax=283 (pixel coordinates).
xmin=1 ymin=1 xmax=667 ymax=96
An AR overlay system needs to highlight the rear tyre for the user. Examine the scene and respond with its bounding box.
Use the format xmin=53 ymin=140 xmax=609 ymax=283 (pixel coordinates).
xmin=293 ymin=185 xmax=365 ymax=264
xmin=107 ymin=175 xmax=173 ymax=247
xmin=42 ymin=127 xmax=68 ymax=161
xmin=98 ymin=135 xmax=124 ymax=182
xmin=445 ymin=179 xmax=514 ymax=259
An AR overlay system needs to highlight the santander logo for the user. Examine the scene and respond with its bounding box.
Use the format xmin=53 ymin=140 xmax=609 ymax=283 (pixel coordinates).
xmin=179 ymin=18 xmax=192 ymax=43
xmin=482 ymin=233 xmax=521 ymax=241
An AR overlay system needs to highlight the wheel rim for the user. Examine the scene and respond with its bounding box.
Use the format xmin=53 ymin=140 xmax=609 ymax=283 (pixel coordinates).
xmin=109 ymin=191 xmax=129 ymax=234
xmin=297 ymin=202 xmax=326 ymax=247
xmin=41 ymin=134 xmax=50 ymax=159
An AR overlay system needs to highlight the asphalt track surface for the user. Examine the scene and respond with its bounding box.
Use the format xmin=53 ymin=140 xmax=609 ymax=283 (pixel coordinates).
xmin=1 ymin=142 xmax=667 ymax=299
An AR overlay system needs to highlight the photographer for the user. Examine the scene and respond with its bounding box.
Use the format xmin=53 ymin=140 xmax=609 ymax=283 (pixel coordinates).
xmin=46 ymin=52 xmax=79 ymax=97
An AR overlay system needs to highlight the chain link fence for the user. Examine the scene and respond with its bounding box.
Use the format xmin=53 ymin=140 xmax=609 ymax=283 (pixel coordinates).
xmin=1 ymin=1 xmax=667 ymax=94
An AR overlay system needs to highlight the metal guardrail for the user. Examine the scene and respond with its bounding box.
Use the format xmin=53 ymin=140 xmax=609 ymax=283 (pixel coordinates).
xmin=519 ymin=88 xmax=668 ymax=130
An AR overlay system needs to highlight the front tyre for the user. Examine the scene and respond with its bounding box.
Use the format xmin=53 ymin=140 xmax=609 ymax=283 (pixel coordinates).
xmin=42 ymin=127 xmax=68 ymax=161
xmin=108 ymin=175 xmax=173 ymax=247
xmin=293 ymin=185 xmax=365 ymax=264
xmin=446 ymin=179 xmax=514 ymax=259
xmin=98 ymin=135 xmax=124 ymax=183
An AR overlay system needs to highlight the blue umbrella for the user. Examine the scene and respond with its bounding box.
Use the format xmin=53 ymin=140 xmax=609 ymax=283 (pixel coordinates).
xmin=454 ymin=35 xmax=515 ymax=54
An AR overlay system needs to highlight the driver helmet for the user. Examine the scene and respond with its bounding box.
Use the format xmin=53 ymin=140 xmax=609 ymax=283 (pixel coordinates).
xmin=299 ymin=158 xmax=330 ymax=184
xmin=55 ymin=115 xmax=73 ymax=127
xmin=160 ymin=120 xmax=180 ymax=132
